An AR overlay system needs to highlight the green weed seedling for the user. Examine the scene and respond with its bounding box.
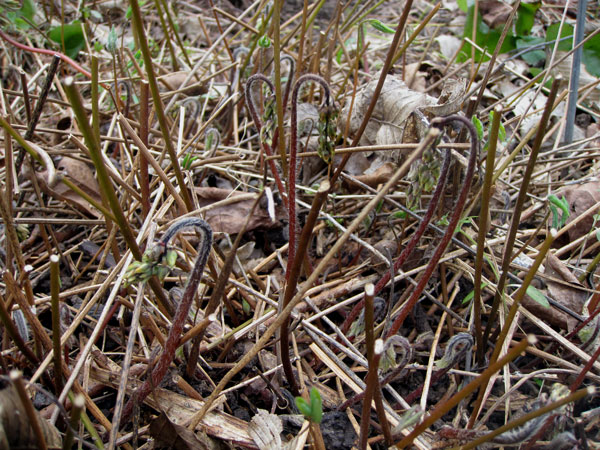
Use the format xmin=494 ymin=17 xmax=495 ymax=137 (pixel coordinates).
xmin=548 ymin=194 xmax=570 ymax=229
xmin=295 ymin=387 xmax=323 ymax=424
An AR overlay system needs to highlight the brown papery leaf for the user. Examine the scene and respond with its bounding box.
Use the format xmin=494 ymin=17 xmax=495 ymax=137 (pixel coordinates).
xmin=523 ymin=253 xmax=587 ymax=331
xmin=0 ymin=384 xmax=62 ymax=449
xmin=195 ymin=187 xmax=285 ymax=234
xmin=37 ymin=157 xmax=103 ymax=218
xmin=480 ymin=0 xmax=512 ymax=29
xmin=150 ymin=411 xmax=219 ymax=450
xmin=341 ymin=74 xmax=464 ymax=151
xmin=159 ymin=71 xmax=207 ymax=96
xmin=559 ymin=181 xmax=600 ymax=245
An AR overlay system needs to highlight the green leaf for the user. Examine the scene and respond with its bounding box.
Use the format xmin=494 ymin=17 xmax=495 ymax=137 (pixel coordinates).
xmin=548 ymin=194 xmax=570 ymax=228
xmin=459 ymin=5 xmax=517 ymax=63
xmin=48 ymin=21 xmax=85 ymax=59
xmin=515 ymin=2 xmax=541 ymax=36
xmin=457 ymin=0 xmax=470 ymax=13
xmin=526 ymin=285 xmax=550 ymax=308
xmin=368 ymin=19 xmax=395 ymax=34
xmin=242 ymin=298 xmax=251 ymax=315
xmin=498 ymin=122 xmax=506 ymax=142
xmin=583 ymin=32 xmax=600 ymax=77
xmin=391 ymin=210 xmax=407 ymax=219
xmin=516 ymin=36 xmax=546 ymax=66
xmin=106 ymin=26 xmax=118 ymax=54
xmin=462 ymin=282 xmax=489 ymax=304
xmin=545 ymin=23 xmax=573 ymax=52
xmin=488 ymin=110 xmax=507 ymax=142
xmin=472 ymin=116 xmax=484 ymax=141
xmin=258 ymin=35 xmax=271 ymax=48
xmin=295 ymin=396 xmax=312 ymax=418
xmin=165 ymin=249 xmax=178 ymax=268
xmin=309 ymin=387 xmax=323 ymax=424
xmin=19 ymin=0 xmax=36 ymax=21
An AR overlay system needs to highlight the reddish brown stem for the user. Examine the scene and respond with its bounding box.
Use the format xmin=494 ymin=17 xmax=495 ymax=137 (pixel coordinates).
xmin=280 ymin=181 xmax=330 ymax=395
xmin=341 ymin=145 xmax=452 ymax=334
xmin=245 ymin=74 xmax=288 ymax=209
xmin=287 ymin=74 xmax=332 ymax=278
xmin=0 ymin=29 xmax=110 ymax=90
xmin=120 ymin=218 xmax=212 ymax=424
xmin=384 ymin=115 xmax=478 ymax=339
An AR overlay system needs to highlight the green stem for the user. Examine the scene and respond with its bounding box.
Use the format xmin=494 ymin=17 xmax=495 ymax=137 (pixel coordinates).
xmin=482 ymin=78 xmax=561 ymax=348
xmin=63 ymin=77 xmax=142 ymax=260
xmin=473 ymin=106 xmax=501 ymax=363
xmin=128 ymin=0 xmax=193 ymax=213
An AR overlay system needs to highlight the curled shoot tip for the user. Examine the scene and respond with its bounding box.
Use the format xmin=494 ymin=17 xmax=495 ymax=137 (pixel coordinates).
xmin=123 ymin=243 xmax=178 ymax=286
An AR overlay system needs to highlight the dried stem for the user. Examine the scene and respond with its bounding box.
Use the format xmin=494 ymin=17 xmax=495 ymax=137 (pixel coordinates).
xmin=0 ymin=291 xmax=39 ymax=365
xmin=139 ymin=80 xmax=151 ymax=218
xmin=287 ymin=74 xmax=332 ymax=277
xmin=11 ymin=371 xmax=48 ymax=450
xmin=360 ymin=284 xmax=392 ymax=447
xmin=188 ymin=128 xmax=439 ymax=429
xmin=342 ymin=142 xmax=452 ymax=334
xmin=15 ymin=55 xmax=60 ymax=173
xmin=128 ymin=0 xmax=193 ymax=213
xmin=63 ymin=395 xmax=85 ymax=450
xmin=469 ymin=229 xmax=557 ymax=427
xmin=332 ymin=0 xmax=414 ymax=185
xmin=462 ymin=387 xmax=592 ymax=450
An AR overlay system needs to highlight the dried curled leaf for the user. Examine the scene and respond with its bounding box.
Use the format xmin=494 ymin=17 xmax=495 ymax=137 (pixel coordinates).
xmin=341 ymin=74 xmax=465 ymax=150
xmin=0 ymin=384 xmax=62 ymax=449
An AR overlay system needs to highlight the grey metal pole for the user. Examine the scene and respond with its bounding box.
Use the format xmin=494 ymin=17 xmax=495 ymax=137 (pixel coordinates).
xmin=563 ymin=0 xmax=588 ymax=144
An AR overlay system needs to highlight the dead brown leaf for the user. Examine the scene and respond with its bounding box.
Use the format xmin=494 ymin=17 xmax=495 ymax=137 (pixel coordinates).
xmin=341 ymin=74 xmax=464 ymax=150
xmin=150 ymin=412 xmax=219 ymax=450
xmin=480 ymin=1 xmax=512 ymax=29
xmin=194 ymin=187 xmax=284 ymax=234
xmin=558 ymin=181 xmax=600 ymax=244
xmin=248 ymin=409 xmax=286 ymax=450
xmin=523 ymin=253 xmax=587 ymax=331
xmin=0 ymin=384 xmax=62 ymax=449
xmin=344 ymin=162 xmax=395 ymax=190
xmin=37 ymin=157 xmax=103 ymax=217
xmin=159 ymin=72 xmax=207 ymax=96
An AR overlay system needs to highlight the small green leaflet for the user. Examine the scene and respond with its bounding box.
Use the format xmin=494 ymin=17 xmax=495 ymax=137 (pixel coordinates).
xmin=106 ymin=26 xmax=118 ymax=54
xmin=258 ymin=35 xmax=271 ymax=48
xmin=368 ymin=19 xmax=395 ymax=34
xmin=489 ymin=110 xmax=506 ymax=142
xmin=548 ymin=194 xmax=570 ymax=229
xmin=526 ymin=285 xmax=550 ymax=308
xmin=48 ymin=21 xmax=85 ymax=59
xmin=462 ymin=282 xmax=490 ymax=304
xmin=472 ymin=116 xmax=484 ymax=141
xmin=295 ymin=387 xmax=323 ymax=424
